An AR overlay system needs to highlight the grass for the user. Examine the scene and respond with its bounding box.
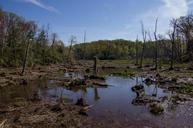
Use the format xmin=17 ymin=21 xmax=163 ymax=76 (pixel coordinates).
xmin=178 ymin=84 xmax=193 ymax=94
xmin=97 ymin=68 xmax=140 ymax=77
xmin=80 ymin=59 xmax=192 ymax=69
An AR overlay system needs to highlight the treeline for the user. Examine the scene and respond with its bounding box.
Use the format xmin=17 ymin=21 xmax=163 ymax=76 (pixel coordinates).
xmin=73 ymin=39 xmax=182 ymax=61
xmin=74 ymin=40 xmax=136 ymax=60
xmin=74 ymin=15 xmax=193 ymax=69
xmin=1 ymin=7 xmax=193 ymax=70
xmin=0 ymin=8 xmax=68 ymax=67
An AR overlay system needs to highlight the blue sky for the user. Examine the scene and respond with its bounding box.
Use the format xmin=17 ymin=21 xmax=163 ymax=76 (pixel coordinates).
xmin=1 ymin=0 xmax=193 ymax=44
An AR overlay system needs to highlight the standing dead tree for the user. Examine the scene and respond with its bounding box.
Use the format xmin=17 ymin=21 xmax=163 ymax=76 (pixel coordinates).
xmin=154 ymin=18 xmax=159 ymax=71
xmin=147 ymin=30 xmax=154 ymax=65
xmin=21 ymin=38 xmax=31 ymax=75
xmin=21 ymin=23 xmax=36 ymax=75
xmin=51 ymin=33 xmax=57 ymax=48
xmin=169 ymin=19 xmax=177 ymax=70
xmin=83 ymin=30 xmax=87 ymax=59
xmin=135 ymin=35 xmax=139 ymax=66
xmin=139 ymin=21 xmax=147 ymax=68
xmin=67 ymin=36 xmax=76 ymax=64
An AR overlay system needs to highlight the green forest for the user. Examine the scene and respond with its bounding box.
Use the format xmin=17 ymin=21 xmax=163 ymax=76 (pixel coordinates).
xmin=1 ymin=8 xmax=193 ymax=70
xmin=0 ymin=9 xmax=67 ymax=67
xmin=2 ymin=5 xmax=193 ymax=128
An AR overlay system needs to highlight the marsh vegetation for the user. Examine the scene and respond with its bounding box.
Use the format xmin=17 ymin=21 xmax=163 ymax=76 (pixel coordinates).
xmin=1 ymin=7 xmax=193 ymax=128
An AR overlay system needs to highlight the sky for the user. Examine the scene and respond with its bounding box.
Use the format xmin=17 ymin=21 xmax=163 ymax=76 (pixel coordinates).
xmin=1 ymin=0 xmax=193 ymax=44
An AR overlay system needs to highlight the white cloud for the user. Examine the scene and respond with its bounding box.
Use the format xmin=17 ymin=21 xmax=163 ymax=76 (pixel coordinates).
xmin=161 ymin=0 xmax=188 ymax=18
xmin=126 ymin=0 xmax=193 ymax=40
xmin=23 ymin=0 xmax=60 ymax=14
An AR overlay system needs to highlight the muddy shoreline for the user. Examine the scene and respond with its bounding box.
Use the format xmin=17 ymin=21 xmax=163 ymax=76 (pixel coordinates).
xmin=1 ymin=62 xmax=193 ymax=128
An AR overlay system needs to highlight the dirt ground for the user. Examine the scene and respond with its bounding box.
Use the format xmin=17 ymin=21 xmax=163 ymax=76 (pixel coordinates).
xmin=1 ymin=61 xmax=193 ymax=128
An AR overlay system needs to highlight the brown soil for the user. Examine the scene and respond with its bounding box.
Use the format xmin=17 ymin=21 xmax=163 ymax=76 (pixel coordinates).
xmin=1 ymin=62 xmax=193 ymax=128
xmin=0 ymin=99 xmax=87 ymax=128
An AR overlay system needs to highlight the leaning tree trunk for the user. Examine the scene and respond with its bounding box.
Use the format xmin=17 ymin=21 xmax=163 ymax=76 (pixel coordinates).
xmin=21 ymin=39 xmax=31 ymax=75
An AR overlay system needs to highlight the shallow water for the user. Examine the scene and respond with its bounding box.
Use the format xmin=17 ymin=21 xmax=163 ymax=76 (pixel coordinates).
xmin=0 ymin=73 xmax=193 ymax=127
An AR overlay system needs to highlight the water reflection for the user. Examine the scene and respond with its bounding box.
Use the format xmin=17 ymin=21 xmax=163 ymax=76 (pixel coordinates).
xmin=0 ymin=72 xmax=192 ymax=127
xmin=94 ymin=87 xmax=100 ymax=101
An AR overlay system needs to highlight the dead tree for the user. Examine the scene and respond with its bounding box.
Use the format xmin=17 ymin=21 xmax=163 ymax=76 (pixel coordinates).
xmin=21 ymin=38 xmax=32 ymax=75
xmin=67 ymin=36 xmax=76 ymax=64
xmin=83 ymin=30 xmax=86 ymax=59
xmin=51 ymin=33 xmax=57 ymax=48
xmin=154 ymin=18 xmax=159 ymax=71
xmin=139 ymin=21 xmax=147 ymax=68
xmin=135 ymin=35 xmax=139 ymax=66
xmin=169 ymin=19 xmax=177 ymax=70
xmin=148 ymin=30 xmax=154 ymax=65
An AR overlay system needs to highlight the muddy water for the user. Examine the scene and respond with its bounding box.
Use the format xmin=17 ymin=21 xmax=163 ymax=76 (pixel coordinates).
xmin=0 ymin=73 xmax=193 ymax=127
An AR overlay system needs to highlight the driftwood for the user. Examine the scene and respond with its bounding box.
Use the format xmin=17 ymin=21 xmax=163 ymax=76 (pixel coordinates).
xmin=93 ymin=81 xmax=109 ymax=87
xmin=0 ymin=120 xmax=7 ymax=128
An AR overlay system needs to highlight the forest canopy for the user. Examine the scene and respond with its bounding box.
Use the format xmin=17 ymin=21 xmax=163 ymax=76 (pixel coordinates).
xmin=1 ymin=8 xmax=193 ymax=68
xmin=0 ymin=8 xmax=67 ymax=67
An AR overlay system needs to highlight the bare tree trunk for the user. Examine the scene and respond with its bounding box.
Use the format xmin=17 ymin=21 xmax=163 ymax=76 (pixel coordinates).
xmin=67 ymin=36 xmax=76 ymax=65
xmin=154 ymin=18 xmax=158 ymax=71
xmin=135 ymin=35 xmax=139 ymax=66
xmin=139 ymin=21 xmax=147 ymax=68
xmin=67 ymin=39 xmax=73 ymax=64
xmin=148 ymin=31 xmax=155 ymax=65
xmin=169 ymin=19 xmax=177 ymax=70
xmin=21 ymin=39 xmax=31 ymax=75
xmin=83 ymin=31 xmax=86 ymax=60
xmin=140 ymin=44 xmax=145 ymax=68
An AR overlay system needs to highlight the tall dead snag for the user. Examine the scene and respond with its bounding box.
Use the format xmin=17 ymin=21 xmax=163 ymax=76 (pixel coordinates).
xmin=135 ymin=35 xmax=139 ymax=66
xmin=148 ymin=31 xmax=155 ymax=65
xmin=21 ymin=23 xmax=36 ymax=75
xmin=67 ymin=36 xmax=76 ymax=65
xmin=154 ymin=18 xmax=159 ymax=71
xmin=139 ymin=21 xmax=147 ymax=68
xmin=21 ymin=38 xmax=32 ymax=75
xmin=169 ymin=19 xmax=177 ymax=70
xmin=153 ymin=18 xmax=159 ymax=97
xmin=83 ymin=30 xmax=86 ymax=59
xmin=51 ymin=33 xmax=57 ymax=48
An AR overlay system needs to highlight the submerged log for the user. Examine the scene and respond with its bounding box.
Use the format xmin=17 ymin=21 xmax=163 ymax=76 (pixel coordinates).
xmin=88 ymin=75 xmax=105 ymax=80
xmin=93 ymin=81 xmax=109 ymax=87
